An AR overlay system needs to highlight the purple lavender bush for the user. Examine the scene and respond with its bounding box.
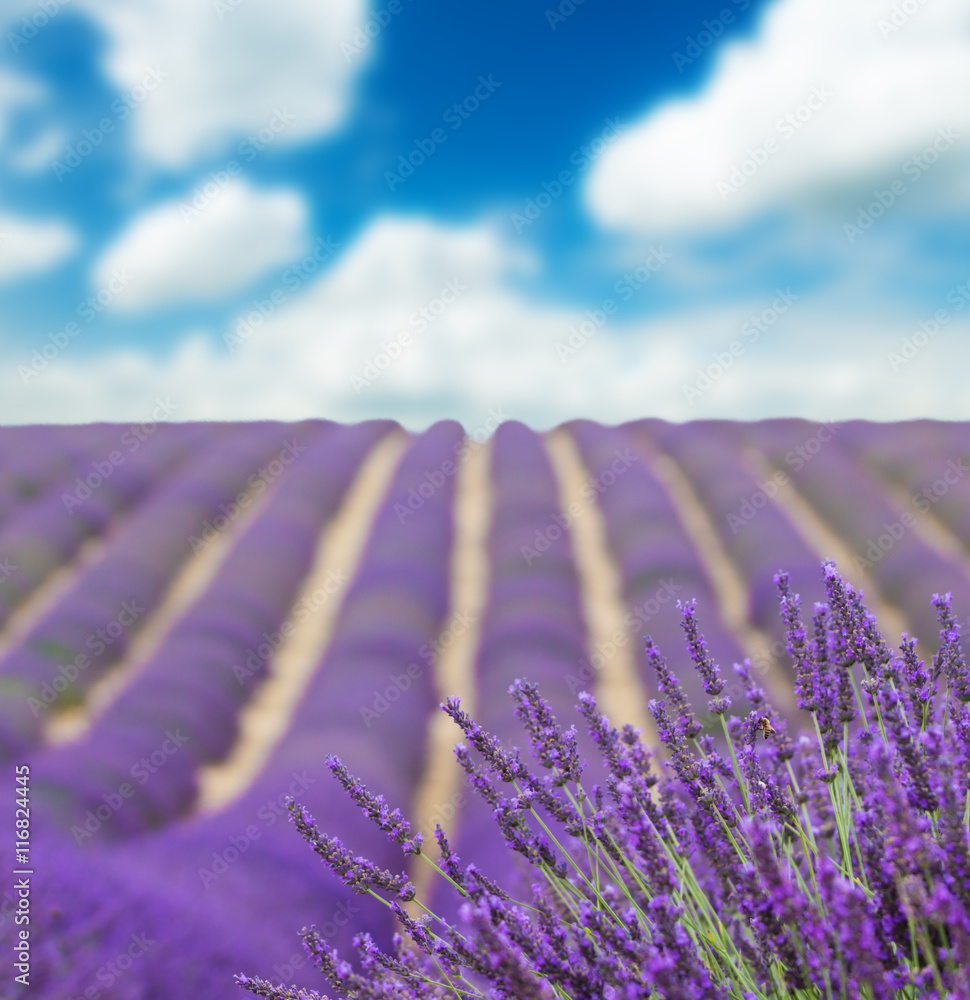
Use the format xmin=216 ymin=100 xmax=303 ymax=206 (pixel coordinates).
xmin=429 ymin=420 xmax=595 ymax=921
xmin=0 ymin=423 xmax=461 ymax=999
xmin=631 ymin=418 xmax=826 ymax=639
xmin=0 ymin=422 xmax=295 ymax=759
xmin=238 ymin=562 xmax=970 ymax=999
xmin=566 ymin=419 xmax=748 ymax=719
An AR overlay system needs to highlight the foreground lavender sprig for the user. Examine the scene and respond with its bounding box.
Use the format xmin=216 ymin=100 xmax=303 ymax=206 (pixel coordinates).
xmin=679 ymin=597 xmax=731 ymax=716
xmin=325 ymin=755 xmax=424 ymax=855
xmin=239 ymin=563 xmax=970 ymax=1000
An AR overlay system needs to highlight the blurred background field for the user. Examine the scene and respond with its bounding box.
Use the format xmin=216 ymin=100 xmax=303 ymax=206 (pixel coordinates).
xmin=1 ymin=415 xmax=969 ymax=997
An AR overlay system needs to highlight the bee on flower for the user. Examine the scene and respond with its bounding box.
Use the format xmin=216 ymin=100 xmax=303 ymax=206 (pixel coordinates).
xmin=756 ymin=716 xmax=776 ymax=739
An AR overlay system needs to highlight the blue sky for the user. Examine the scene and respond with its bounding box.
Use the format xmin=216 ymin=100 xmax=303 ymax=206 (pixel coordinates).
xmin=0 ymin=0 xmax=968 ymax=428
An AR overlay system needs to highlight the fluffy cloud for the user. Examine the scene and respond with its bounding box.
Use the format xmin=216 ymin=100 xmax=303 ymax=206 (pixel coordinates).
xmin=0 ymin=69 xmax=42 ymax=146
xmin=91 ymin=180 xmax=309 ymax=310
xmin=0 ymin=73 xmax=78 ymax=281
xmin=7 ymin=127 xmax=67 ymax=173
xmin=587 ymin=0 xmax=970 ymax=233
xmin=76 ymin=0 xmax=367 ymax=169
xmin=6 ymin=215 xmax=970 ymax=427
xmin=0 ymin=214 xmax=78 ymax=283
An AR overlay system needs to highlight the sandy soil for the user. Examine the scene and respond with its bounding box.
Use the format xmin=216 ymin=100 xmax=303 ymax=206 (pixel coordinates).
xmin=545 ymin=428 xmax=656 ymax=740
xmin=195 ymin=429 xmax=409 ymax=813
xmin=407 ymin=438 xmax=492 ymax=902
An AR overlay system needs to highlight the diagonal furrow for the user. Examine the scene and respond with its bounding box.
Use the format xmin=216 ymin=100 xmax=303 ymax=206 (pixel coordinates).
xmin=545 ymin=427 xmax=654 ymax=736
xmin=407 ymin=434 xmax=491 ymax=906
xmin=740 ymin=418 xmax=967 ymax=646
xmin=742 ymin=444 xmax=910 ymax=643
xmin=630 ymin=419 xmax=831 ymax=718
xmin=196 ymin=427 xmax=408 ymax=812
xmin=841 ymin=420 xmax=970 ymax=566
xmin=566 ymin=420 xmax=748 ymax=725
xmin=638 ymin=438 xmax=798 ymax=719
xmin=0 ymin=423 xmax=203 ymax=629
xmin=27 ymin=421 xmax=394 ymax=836
xmin=428 ymin=421 xmax=597 ymax=918
xmin=0 ymin=423 xmax=308 ymax=756
xmin=120 ymin=421 xmax=465 ymax=976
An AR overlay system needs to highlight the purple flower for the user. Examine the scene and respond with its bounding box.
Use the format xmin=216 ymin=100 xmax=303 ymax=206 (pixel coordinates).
xmin=678 ymin=598 xmax=731 ymax=716
xmin=236 ymin=563 xmax=970 ymax=1000
xmin=933 ymin=591 xmax=970 ymax=704
xmin=326 ymin=756 xmax=423 ymax=855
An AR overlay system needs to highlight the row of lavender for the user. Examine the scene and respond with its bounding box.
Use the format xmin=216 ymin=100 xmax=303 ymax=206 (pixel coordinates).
xmin=3 ymin=422 xmax=598 ymax=995
xmin=4 ymin=418 xmax=965 ymax=762
xmin=0 ymin=418 xmax=966 ymax=998
xmin=2 ymin=418 xmax=967 ymax=816
xmin=627 ymin=418 xmax=970 ymax=698
xmin=0 ymin=415 xmax=962 ymax=764
xmin=749 ymin=418 xmax=970 ymax=642
xmin=0 ymin=424 xmax=297 ymax=756
xmin=27 ymin=421 xmax=392 ymax=835
xmin=8 ymin=421 xmax=462 ymax=996
xmin=0 ymin=425 xmax=197 ymax=629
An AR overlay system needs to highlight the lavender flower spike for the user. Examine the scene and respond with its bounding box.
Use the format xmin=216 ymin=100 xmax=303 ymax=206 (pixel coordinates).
xmin=325 ymin=755 xmax=423 ymax=855
xmin=235 ymin=563 xmax=970 ymax=1000
xmin=678 ymin=597 xmax=730 ymax=715
xmin=776 ymin=570 xmax=816 ymax=711
xmin=509 ymin=679 xmax=583 ymax=786
xmin=287 ymin=799 xmax=415 ymax=900
xmin=933 ymin=591 xmax=970 ymax=704
xmin=233 ymin=975 xmax=328 ymax=1000
xmin=644 ymin=634 xmax=701 ymax=737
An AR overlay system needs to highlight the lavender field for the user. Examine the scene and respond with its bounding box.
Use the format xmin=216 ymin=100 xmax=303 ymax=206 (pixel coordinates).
xmin=2 ymin=417 xmax=969 ymax=998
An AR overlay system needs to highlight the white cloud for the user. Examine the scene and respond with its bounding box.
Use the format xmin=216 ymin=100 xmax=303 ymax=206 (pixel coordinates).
xmin=6 ymin=214 xmax=970 ymax=427
xmin=92 ymin=180 xmax=309 ymax=310
xmin=77 ymin=0 xmax=367 ymax=169
xmin=0 ymin=73 xmax=77 ymax=282
xmin=587 ymin=0 xmax=970 ymax=233
xmin=0 ymin=215 xmax=78 ymax=283
xmin=8 ymin=127 xmax=67 ymax=173
xmin=0 ymin=69 xmax=43 ymax=146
